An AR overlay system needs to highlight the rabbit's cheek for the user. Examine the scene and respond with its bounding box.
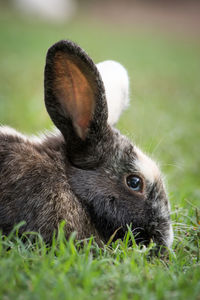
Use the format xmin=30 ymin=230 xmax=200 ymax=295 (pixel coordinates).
xmin=148 ymin=192 xmax=173 ymax=248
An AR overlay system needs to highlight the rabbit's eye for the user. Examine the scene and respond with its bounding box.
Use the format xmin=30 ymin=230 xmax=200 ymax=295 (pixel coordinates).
xmin=126 ymin=175 xmax=143 ymax=192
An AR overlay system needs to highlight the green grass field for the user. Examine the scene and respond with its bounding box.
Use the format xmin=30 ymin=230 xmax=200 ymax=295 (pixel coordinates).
xmin=0 ymin=8 xmax=200 ymax=300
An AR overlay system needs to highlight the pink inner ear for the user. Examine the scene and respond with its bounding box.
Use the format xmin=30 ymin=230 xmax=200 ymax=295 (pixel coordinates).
xmin=53 ymin=51 xmax=95 ymax=140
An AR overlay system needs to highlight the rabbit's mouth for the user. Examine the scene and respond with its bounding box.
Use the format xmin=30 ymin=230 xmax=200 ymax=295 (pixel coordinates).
xmin=110 ymin=220 xmax=173 ymax=252
xmin=105 ymin=224 xmax=170 ymax=250
xmin=130 ymin=221 xmax=173 ymax=251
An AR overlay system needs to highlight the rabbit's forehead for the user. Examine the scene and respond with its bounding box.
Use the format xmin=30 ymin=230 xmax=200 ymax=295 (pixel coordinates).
xmin=110 ymin=130 xmax=161 ymax=184
xmin=133 ymin=146 xmax=161 ymax=184
xmin=111 ymin=134 xmax=161 ymax=184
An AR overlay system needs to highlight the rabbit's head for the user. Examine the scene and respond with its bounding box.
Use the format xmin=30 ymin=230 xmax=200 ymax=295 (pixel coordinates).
xmin=45 ymin=40 xmax=173 ymax=249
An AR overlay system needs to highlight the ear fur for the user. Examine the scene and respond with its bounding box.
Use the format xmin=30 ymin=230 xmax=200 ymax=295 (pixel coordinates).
xmin=44 ymin=40 xmax=111 ymax=168
xmin=45 ymin=40 xmax=108 ymax=141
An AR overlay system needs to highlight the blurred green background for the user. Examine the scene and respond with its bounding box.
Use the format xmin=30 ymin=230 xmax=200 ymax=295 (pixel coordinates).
xmin=0 ymin=0 xmax=200 ymax=211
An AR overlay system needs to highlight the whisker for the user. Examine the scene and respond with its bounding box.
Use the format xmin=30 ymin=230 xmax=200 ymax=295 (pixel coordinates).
xmin=155 ymin=229 xmax=168 ymax=245
xmin=145 ymin=117 xmax=165 ymax=154
xmin=159 ymin=163 xmax=184 ymax=170
xmin=150 ymin=135 xmax=166 ymax=156
xmin=131 ymin=227 xmax=145 ymax=233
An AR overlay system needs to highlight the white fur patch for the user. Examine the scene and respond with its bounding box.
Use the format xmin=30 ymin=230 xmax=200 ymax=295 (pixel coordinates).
xmin=134 ymin=146 xmax=160 ymax=184
xmin=97 ymin=60 xmax=129 ymax=126
xmin=30 ymin=135 xmax=43 ymax=144
xmin=0 ymin=126 xmax=27 ymax=140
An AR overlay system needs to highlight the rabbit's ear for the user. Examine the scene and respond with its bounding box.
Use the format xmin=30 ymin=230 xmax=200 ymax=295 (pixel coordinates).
xmin=44 ymin=40 xmax=108 ymax=142
xmin=97 ymin=60 xmax=130 ymax=126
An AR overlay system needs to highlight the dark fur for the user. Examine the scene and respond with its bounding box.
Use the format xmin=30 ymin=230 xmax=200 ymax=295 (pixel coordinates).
xmin=0 ymin=40 xmax=172 ymax=248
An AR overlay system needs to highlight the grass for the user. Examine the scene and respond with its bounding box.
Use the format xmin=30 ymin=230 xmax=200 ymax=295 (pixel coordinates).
xmin=0 ymin=220 xmax=199 ymax=300
xmin=0 ymin=6 xmax=200 ymax=300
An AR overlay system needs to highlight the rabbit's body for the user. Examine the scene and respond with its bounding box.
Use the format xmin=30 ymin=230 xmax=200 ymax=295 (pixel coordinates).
xmin=0 ymin=127 xmax=100 ymax=243
xmin=0 ymin=40 xmax=173 ymax=249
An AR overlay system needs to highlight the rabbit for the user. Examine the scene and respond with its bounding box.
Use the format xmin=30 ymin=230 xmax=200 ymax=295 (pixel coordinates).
xmin=0 ymin=40 xmax=173 ymax=249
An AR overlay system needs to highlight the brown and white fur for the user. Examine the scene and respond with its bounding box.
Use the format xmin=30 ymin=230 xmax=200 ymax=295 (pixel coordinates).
xmin=0 ymin=40 xmax=173 ymax=249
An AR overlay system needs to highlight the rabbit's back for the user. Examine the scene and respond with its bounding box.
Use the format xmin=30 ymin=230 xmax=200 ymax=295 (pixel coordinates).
xmin=0 ymin=127 xmax=97 ymax=242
